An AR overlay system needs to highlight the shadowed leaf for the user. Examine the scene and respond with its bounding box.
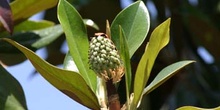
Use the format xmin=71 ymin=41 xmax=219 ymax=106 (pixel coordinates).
xmin=0 ymin=25 xmax=63 ymax=53
xmin=0 ymin=64 xmax=27 ymax=110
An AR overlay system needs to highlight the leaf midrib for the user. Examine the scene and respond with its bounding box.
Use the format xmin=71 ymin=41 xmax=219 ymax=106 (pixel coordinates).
xmin=61 ymin=1 xmax=94 ymax=91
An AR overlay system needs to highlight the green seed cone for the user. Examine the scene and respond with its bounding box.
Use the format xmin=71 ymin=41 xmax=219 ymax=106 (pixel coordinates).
xmin=89 ymin=33 xmax=124 ymax=83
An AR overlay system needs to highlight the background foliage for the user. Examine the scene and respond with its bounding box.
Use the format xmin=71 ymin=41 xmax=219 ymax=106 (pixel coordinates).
xmin=1 ymin=0 xmax=220 ymax=109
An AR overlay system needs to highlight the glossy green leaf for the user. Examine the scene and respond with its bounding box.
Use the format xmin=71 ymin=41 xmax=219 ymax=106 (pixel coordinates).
xmin=111 ymin=1 xmax=150 ymax=57
xmin=0 ymin=64 xmax=27 ymax=110
xmin=119 ymin=26 xmax=131 ymax=104
xmin=132 ymin=18 xmax=171 ymax=109
xmin=143 ymin=61 xmax=195 ymax=95
xmin=177 ymin=106 xmax=220 ymax=110
xmin=10 ymin=0 xmax=57 ymax=24
xmin=1 ymin=38 xmax=100 ymax=110
xmin=58 ymin=0 xmax=97 ymax=92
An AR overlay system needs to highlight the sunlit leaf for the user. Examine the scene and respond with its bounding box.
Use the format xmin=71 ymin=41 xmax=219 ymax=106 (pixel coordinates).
xmin=111 ymin=1 xmax=150 ymax=57
xmin=132 ymin=18 xmax=171 ymax=109
xmin=2 ymin=38 xmax=100 ymax=110
xmin=58 ymin=0 xmax=97 ymax=92
xmin=0 ymin=64 xmax=27 ymax=110
xmin=177 ymin=105 xmax=220 ymax=110
xmin=131 ymin=42 xmax=149 ymax=110
xmin=143 ymin=18 xmax=171 ymax=78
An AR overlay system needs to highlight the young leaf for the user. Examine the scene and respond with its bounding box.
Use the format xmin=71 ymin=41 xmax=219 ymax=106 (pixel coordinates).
xmin=111 ymin=1 xmax=150 ymax=57
xmin=144 ymin=18 xmax=171 ymax=79
xmin=132 ymin=18 xmax=171 ymax=109
xmin=58 ymin=0 xmax=97 ymax=92
xmin=131 ymin=43 xmax=149 ymax=110
xmin=119 ymin=26 xmax=132 ymax=105
xmin=143 ymin=61 xmax=195 ymax=95
xmin=177 ymin=106 xmax=220 ymax=110
xmin=0 ymin=64 xmax=27 ymax=110
xmin=1 ymin=38 xmax=100 ymax=110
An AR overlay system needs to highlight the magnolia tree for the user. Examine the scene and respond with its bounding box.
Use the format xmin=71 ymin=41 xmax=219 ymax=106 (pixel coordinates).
xmin=1 ymin=0 xmax=220 ymax=110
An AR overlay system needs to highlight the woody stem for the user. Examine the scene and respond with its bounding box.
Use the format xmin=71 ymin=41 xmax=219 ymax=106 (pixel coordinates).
xmin=106 ymin=79 xmax=120 ymax=110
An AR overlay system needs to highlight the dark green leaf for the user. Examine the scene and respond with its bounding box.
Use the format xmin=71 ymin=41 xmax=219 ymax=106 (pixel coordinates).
xmin=0 ymin=64 xmax=27 ymax=110
xmin=0 ymin=20 xmax=55 ymax=38
xmin=0 ymin=53 xmax=26 ymax=66
xmin=0 ymin=25 xmax=63 ymax=53
xmin=111 ymin=1 xmax=150 ymax=57
xmin=2 ymin=38 xmax=100 ymax=110
xmin=58 ymin=0 xmax=97 ymax=92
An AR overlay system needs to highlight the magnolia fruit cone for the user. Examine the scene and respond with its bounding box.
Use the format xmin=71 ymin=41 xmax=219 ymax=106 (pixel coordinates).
xmin=89 ymin=33 xmax=124 ymax=83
